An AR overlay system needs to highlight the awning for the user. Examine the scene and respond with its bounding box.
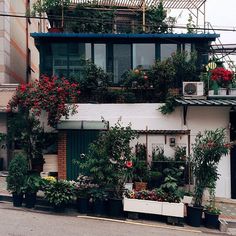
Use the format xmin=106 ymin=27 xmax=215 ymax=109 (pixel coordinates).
xmin=175 ymin=98 xmax=236 ymax=106
xmin=175 ymin=97 xmax=236 ymax=125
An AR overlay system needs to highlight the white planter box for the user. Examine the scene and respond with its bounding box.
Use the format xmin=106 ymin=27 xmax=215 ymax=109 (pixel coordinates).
xmin=123 ymin=198 xmax=162 ymax=215
xmin=181 ymin=196 xmax=193 ymax=205
xmin=162 ymin=202 xmax=184 ymax=218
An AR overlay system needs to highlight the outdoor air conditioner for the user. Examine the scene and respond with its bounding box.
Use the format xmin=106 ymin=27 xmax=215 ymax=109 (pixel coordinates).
xmin=183 ymin=82 xmax=204 ymax=96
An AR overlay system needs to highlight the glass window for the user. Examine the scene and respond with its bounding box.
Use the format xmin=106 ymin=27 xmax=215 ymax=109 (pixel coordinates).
xmin=184 ymin=43 xmax=192 ymax=61
xmin=113 ymin=44 xmax=131 ymax=84
xmin=94 ymin=44 xmax=106 ymax=71
xmin=52 ymin=43 xmax=68 ymax=77
xmin=160 ymin=44 xmax=177 ymax=61
xmin=68 ymin=43 xmax=91 ymax=78
xmin=133 ymin=44 xmax=155 ymax=69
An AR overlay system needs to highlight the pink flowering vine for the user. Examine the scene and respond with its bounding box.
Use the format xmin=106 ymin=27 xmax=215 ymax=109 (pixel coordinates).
xmin=8 ymin=75 xmax=80 ymax=127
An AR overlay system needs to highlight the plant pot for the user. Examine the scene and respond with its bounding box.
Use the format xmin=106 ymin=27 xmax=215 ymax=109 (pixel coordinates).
xmin=93 ymin=198 xmax=107 ymax=216
xmin=53 ymin=203 xmax=66 ymax=213
xmin=229 ymin=88 xmax=236 ymax=96
xmin=25 ymin=192 xmax=37 ymax=208
xmin=108 ymin=198 xmax=124 ymax=218
xmin=134 ymin=182 xmax=147 ymax=191
xmin=186 ymin=205 xmax=203 ymax=227
xmin=181 ymin=196 xmax=193 ymax=205
xmin=204 ymin=211 xmax=220 ymax=229
xmin=124 ymin=183 xmax=133 ymax=191
xmin=12 ymin=193 xmax=24 ymax=207
xmin=77 ymin=197 xmax=89 ymax=214
xmin=218 ymin=88 xmax=227 ymax=95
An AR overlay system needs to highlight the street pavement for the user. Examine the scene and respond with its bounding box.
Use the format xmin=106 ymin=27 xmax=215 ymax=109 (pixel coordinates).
xmin=0 ymin=202 xmax=228 ymax=236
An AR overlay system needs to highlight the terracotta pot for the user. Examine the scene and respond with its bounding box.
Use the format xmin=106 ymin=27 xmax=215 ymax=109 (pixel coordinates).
xmin=134 ymin=182 xmax=147 ymax=191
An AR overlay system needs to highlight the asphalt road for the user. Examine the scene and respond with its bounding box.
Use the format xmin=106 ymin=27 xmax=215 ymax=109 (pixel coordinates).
xmin=0 ymin=202 xmax=226 ymax=236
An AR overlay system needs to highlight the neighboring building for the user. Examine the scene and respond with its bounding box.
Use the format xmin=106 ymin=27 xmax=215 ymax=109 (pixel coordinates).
xmin=0 ymin=0 xmax=47 ymax=169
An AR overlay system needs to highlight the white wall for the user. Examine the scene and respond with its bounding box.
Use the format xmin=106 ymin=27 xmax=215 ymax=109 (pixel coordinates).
xmin=64 ymin=103 xmax=231 ymax=198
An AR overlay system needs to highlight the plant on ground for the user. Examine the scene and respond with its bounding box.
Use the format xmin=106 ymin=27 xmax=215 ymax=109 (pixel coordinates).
xmin=6 ymin=153 xmax=28 ymax=195
xmin=192 ymin=128 xmax=232 ymax=207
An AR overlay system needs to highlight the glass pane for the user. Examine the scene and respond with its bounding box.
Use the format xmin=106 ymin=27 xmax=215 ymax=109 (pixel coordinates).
xmin=52 ymin=43 xmax=68 ymax=77
xmin=94 ymin=44 xmax=106 ymax=71
xmin=133 ymin=44 xmax=155 ymax=69
xmin=42 ymin=44 xmax=53 ymax=75
xmin=185 ymin=43 xmax=192 ymax=61
xmin=113 ymin=44 xmax=131 ymax=84
xmin=68 ymin=43 xmax=92 ymax=78
xmin=160 ymin=44 xmax=177 ymax=61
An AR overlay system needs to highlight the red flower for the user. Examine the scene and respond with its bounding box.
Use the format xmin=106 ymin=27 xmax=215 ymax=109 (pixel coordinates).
xmin=125 ymin=160 xmax=133 ymax=168
xmin=20 ymin=84 xmax=27 ymax=92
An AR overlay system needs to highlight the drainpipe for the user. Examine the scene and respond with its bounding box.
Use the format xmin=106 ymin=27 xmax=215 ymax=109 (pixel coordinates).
xmin=26 ymin=0 xmax=29 ymax=83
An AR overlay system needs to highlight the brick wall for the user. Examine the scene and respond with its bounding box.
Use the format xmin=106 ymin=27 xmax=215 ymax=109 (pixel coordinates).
xmin=58 ymin=131 xmax=67 ymax=179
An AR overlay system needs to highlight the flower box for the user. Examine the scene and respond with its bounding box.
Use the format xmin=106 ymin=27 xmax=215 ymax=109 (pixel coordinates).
xmin=162 ymin=202 xmax=184 ymax=218
xmin=123 ymin=198 xmax=162 ymax=215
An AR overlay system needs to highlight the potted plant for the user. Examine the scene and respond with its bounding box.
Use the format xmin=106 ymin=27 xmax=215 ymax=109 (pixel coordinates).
xmin=90 ymin=187 xmax=108 ymax=216
xmin=187 ymin=129 xmax=231 ymax=227
xmin=43 ymin=179 xmax=75 ymax=212
xmin=74 ymin=175 xmax=97 ymax=214
xmin=6 ymin=153 xmax=28 ymax=207
xmin=23 ymin=174 xmax=42 ymax=208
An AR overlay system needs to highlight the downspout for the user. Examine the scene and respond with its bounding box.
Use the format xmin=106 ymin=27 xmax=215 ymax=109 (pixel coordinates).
xmin=26 ymin=0 xmax=29 ymax=83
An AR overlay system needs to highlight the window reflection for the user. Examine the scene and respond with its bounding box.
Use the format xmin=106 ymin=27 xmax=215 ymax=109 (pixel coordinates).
xmin=160 ymin=44 xmax=177 ymax=61
xmin=133 ymin=44 xmax=155 ymax=69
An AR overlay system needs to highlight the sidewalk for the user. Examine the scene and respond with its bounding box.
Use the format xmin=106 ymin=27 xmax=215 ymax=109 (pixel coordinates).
xmin=0 ymin=173 xmax=236 ymax=234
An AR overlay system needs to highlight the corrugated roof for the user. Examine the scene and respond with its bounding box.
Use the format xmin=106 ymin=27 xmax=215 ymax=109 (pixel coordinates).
xmin=137 ymin=130 xmax=190 ymax=134
xmin=175 ymin=98 xmax=236 ymax=106
xmin=69 ymin=0 xmax=206 ymax=9
xmin=31 ymin=33 xmax=219 ymax=40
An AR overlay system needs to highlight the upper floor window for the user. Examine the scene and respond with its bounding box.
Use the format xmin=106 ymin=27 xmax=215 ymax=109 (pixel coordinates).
xmin=133 ymin=44 xmax=155 ymax=69
xmin=160 ymin=44 xmax=177 ymax=61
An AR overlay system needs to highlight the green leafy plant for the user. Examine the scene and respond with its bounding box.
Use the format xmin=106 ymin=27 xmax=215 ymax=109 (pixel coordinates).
xmin=159 ymin=95 xmax=178 ymax=115
xmin=204 ymin=204 xmax=221 ymax=215
xmin=174 ymin=146 xmax=187 ymax=162
xmin=23 ymin=174 xmax=42 ymax=194
xmin=7 ymin=153 xmax=28 ymax=195
xmin=192 ymin=128 xmax=232 ymax=207
xmin=75 ymin=119 xmax=137 ymax=199
xmin=152 ymin=146 xmax=168 ymax=161
xmin=43 ymin=179 xmax=75 ymax=207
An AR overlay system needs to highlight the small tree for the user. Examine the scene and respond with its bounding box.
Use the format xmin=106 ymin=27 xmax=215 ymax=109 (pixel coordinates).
xmin=77 ymin=120 xmax=137 ymax=199
xmin=7 ymin=153 xmax=28 ymax=195
xmin=192 ymin=128 xmax=231 ymax=206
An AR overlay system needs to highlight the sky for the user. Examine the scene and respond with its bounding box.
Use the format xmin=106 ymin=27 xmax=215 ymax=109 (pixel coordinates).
xmin=170 ymin=0 xmax=236 ymax=68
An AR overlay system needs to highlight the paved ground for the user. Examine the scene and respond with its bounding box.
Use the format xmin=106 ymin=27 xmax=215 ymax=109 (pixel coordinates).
xmin=0 ymin=202 xmax=228 ymax=236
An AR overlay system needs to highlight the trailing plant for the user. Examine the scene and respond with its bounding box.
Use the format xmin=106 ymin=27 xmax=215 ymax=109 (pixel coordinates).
xmin=159 ymin=95 xmax=178 ymax=115
xmin=192 ymin=128 xmax=232 ymax=207
xmin=7 ymin=153 xmax=28 ymax=195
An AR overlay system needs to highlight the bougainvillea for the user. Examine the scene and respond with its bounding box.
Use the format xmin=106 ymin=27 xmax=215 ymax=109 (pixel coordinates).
xmin=8 ymin=75 xmax=80 ymax=127
xmin=210 ymin=67 xmax=234 ymax=88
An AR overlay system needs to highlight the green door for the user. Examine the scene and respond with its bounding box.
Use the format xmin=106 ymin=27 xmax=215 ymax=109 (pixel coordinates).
xmin=66 ymin=130 xmax=99 ymax=180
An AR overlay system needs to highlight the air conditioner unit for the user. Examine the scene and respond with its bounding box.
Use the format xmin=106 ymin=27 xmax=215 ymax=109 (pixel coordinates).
xmin=183 ymin=82 xmax=204 ymax=96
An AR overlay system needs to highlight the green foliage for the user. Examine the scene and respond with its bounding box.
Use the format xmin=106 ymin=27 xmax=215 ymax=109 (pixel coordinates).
xmin=133 ymin=160 xmax=150 ymax=182
xmin=23 ymin=174 xmax=42 ymax=194
xmin=159 ymin=96 xmax=178 ymax=115
xmin=7 ymin=153 xmax=28 ymax=194
xmin=152 ymin=146 xmax=167 ymax=161
xmin=32 ymin=0 xmax=70 ymax=15
xmin=170 ymin=51 xmax=198 ymax=87
xmin=76 ymin=120 xmax=137 ymax=199
xmin=43 ymin=180 xmax=75 ymax=206
xmin=205 ymin=204 xmax=221 ymax=215
xmin=192 ymin=129 xmax=231 ymax=206
xmin=67 ymin=3 xmax=115 ymax=33
xmin=174 ymin=146 xmax=187 ymax=161
xmin=186 ymin=14 xmax=196 ymax=34
xmin=72 ymin=61 xmax=111 ymax=102
xmin=7 ymin=112 xmax=45 ymax=164
xmin=0 ymin=132 xmax=6 ymax=149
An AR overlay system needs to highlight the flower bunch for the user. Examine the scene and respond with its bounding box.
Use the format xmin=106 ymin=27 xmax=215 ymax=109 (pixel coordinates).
xmin=210 ymin=67 xmax=234 ymax=88
xmin=8 ymin=75 xmax=80 ymax=127
xmin=121 ymin=67 xmax=150 ymax=88
xmin=73 ymin=175 xmax=98 ymax=198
